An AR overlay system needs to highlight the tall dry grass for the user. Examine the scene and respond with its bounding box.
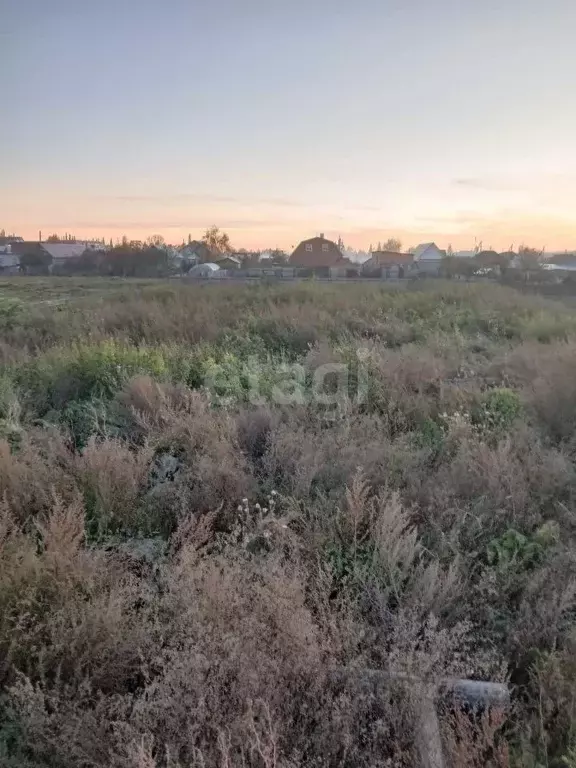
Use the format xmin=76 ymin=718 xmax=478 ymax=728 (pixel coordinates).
xmin=1 ymin=279 xmax=576 ymax=765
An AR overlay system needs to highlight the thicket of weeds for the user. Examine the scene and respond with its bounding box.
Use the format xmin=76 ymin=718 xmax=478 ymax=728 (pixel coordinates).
xmin=1 ymin=278 xmax=576 ymax=767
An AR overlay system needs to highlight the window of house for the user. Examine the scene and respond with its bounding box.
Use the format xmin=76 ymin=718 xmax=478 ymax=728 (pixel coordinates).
xmin=305 ymin=244 xmax=313 ymax=252
xmin=322 ymin=244 xmax=329 ymax=252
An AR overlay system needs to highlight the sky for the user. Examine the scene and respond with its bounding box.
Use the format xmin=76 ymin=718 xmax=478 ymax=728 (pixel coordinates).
xmin=2 ymin=0 xmax=576 ymax=252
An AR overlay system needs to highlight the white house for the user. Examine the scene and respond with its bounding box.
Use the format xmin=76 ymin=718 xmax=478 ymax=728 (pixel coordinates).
xmin=0 ymin=245 xmax=20 ymax=274
xmin=412 ymin=242 xmax=446 ymax=274
xmin=188 ymin=262 xmax=221 ymax=278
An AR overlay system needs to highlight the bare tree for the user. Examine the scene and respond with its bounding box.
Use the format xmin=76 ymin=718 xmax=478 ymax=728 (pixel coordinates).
xmin=202 ymin=226 xmax=232 ymax=254
xmin=47 ymin=233 xmax=77 ymax=243
xmin=518 ymin=244 xmax=544 ymax=270
xmin=381 ymin=237 xmax=402 ymax=252
xmin=147 ymin=234 xmax=166 ymax=248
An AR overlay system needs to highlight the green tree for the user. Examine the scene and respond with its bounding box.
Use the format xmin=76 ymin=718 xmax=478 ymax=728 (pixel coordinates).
xmin=103 ymin=242 xmax=169 ymax=277
xmin=442 ymin=255 xmax=476 ymax=280
xmin=20 ymin=249 xmax=51 ymax=274
xmin=202 ymin=226 xmax=232 ymax=255
xmin=269 ymin=249 xmax=288 ymax=264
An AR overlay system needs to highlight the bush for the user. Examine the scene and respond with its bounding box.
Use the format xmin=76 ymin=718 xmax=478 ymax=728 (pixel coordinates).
xmin=74 ymin=437 xmax=154 ymax=539
xmin=474 ymin=387 xmax=522 ymax=433
xmin=16 ymin=340 xmax=172 ymax=417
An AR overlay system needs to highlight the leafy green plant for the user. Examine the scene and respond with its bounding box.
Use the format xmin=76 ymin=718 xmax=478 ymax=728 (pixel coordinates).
xmin=16 ymin=340 xmax=172 ymax=415
xmin=413 ymin=417 xmax=445 ymax=452
xmin=486 ymin=522 xmax=559 ymax=571
xmin=474 ymin=387 xmax=522 ymax=433
xmin=58 ymin=397 xmax=122 ymax=449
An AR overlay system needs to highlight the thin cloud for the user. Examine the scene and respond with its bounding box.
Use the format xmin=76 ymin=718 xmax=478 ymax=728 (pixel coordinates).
xmin=70 ymin=218 xmax=300 ymax=231
xmin=415 ymin=210 xmax=490 ymax=226
xmin=453 ymin=177 xmax=513 ymax=191
xmin=454 ymin=173 xmax=576 ymax=192
xmin=101 ymin=193 xmax=382 ymax=212
xmin=454 ymin=178 xmax=486 ymax=188
xmin=106 ymin=193 xmax=310 ymax=208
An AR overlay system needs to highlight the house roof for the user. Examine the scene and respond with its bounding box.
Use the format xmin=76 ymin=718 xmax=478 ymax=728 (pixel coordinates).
xmin=189 ymin=262 xmax=220 ymax=275
xmin=546 ymin=251 xmax=576 ymax=266
xmin=290 ymin=236 xmax=344 ymax=267
xmin=0 ymin=236 xmax=23 ymax=247
xmin=546 ymin=263 xmax=576 ymax=272
xmin=412 ymin=243 xmax=435 ymax=259
xmin=453 ymin=250 xmax=476 ymax=259
xmin=215 ymin=254 xmax=241 ymax=265
xmin=181 ymin=241 xmax=213 ymax=256
xmin=413 ymin=242 xmax=446 ymax=260
xmin=10 ymin=241 xmax=90 ymax=260
xmin=10 ymin=241 xmax=41 ymax=254
xmin=370 ymin=250 xmax=414 ymax=266
xmin=40 ymin=243 xmax=89 ymax=260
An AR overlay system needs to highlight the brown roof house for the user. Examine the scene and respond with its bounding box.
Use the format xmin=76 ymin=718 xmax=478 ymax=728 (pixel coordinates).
xmin=290 ymin=234 xmax=345 ymax=268
xmin=363 ymin=250 xmax=414 ymax=276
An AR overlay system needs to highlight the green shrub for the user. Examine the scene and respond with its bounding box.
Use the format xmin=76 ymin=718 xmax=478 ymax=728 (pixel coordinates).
xmin=474 ymin=387 xmax=522 ymax=432
xmin=486 ymin=521 xmax=559 ymax=572
xmin=247 ymin=316 xmax=317 ymax=356
xmin=413 ymin=417 xmax=445 ymax=452
xmin=0 ymin=298 xmax=25 ymax=330
xmin=16 ymin=340 xmax=172 ymax=415
xmin=58 ymin=397 xmax=122 ymax=449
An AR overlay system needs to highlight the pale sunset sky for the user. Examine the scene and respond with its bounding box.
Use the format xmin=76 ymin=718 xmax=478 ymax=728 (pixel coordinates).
xmin=2 ymin=0 xmax=576 ymax=251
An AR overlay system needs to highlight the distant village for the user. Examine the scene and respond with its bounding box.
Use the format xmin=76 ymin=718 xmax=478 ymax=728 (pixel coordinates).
xmin=1 ymin=227 xmax=576 ymax=282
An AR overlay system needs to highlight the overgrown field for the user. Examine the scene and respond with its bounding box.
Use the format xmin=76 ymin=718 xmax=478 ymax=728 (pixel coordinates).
xmin=1 ymin=277 xmax=576 ymax=767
